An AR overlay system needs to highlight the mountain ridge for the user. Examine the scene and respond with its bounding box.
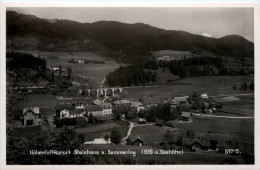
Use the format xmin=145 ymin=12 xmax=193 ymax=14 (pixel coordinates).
xmin=6 ymin=11 xmax=254 ymax=58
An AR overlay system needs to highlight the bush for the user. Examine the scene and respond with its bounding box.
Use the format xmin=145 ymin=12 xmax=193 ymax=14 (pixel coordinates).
xmin=56 ymin=118 xmax=77 ymax=128
xmin=76 ymin=118 xmax=87 ymax=127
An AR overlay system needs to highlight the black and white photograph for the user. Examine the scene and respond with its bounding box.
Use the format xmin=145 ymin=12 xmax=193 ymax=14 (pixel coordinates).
xmin=1 ymin=2 xmax=259 ymax=168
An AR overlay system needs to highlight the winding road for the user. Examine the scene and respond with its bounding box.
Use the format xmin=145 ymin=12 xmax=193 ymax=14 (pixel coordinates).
xmin=120 ymin=118 xmax=155 ymax=144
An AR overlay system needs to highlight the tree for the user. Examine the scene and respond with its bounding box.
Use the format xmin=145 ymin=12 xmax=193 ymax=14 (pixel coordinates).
xmin=164 ymin=129 xmax=174 ymax=144
xmin=7 ymin=127 xmax=85 ymax=164
xmin=51 ymin=71 xmax=55 ymax=82
xmin=104 ymin=134 xmax=110 ymax=143
xmin=192 ymin=91 xmax=198 ymax=101
xmin=243 ymin=82 xmax=247 ymax=91
xmin=249 ymin=81 xmax=254 ymax=90
xmin=186 ymin=130 xmax=195 ymax=139
xmin=88 ymin=113 xmax=95 ymax=124
xmin=110 ymin=127 xmax=122 ymax=144
xmin=67 ymin=66 xmax=72 ymax=79
xmin=58 ymin=65 xmax=62 ymax=79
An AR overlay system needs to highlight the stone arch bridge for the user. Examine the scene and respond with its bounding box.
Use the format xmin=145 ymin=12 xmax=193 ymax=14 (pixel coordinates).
xmin=80 ymin=87 xmax=123 ymax=97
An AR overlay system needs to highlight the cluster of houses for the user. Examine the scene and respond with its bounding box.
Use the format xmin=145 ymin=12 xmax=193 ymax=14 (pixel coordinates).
xmin=14 ymin=93 xmax=147 ymax=128
xmin=12 ymin=91 xmax=225 ymax=152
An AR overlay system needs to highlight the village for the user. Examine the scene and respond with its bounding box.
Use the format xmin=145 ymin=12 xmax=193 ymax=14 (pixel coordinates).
xmin=9 ymin=62 xmax=234 ymax=154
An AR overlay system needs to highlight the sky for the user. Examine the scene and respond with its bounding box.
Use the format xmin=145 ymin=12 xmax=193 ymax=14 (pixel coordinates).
xmin=8 ymin=7 xmax=254 ymax=42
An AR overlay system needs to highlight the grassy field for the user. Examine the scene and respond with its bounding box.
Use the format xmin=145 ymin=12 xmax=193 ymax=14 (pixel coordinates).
xmin=11 ymin=50 xmax=122 ymax=87
xmin=132 ymin=115 xmax=254 ymax=156
xmin=75 ymin=120 xmax=129 ymax=141
xmin=170 ymin=116 xmax=254 ymax=154
xmin=125 ymin=76 xmax=254 ymax=100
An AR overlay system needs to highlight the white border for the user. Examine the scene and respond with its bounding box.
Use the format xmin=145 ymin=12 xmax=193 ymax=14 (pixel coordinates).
xmin=0 ymin=1 xmax=259 ymax=170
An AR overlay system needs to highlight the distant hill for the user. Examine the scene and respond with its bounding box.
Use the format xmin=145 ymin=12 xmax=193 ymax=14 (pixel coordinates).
xmin=6 ymin=11 xmax=254 ymax=59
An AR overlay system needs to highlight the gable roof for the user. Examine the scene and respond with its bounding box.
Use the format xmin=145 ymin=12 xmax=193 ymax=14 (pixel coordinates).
xmin=13 ymin=94 xmax=57 ymax=111
xmin=101 ymin=103 xmax=112 ymax=108
xmin=55 ymin=104 xmax=74 ymax=110
xmin=40 ymin=108 xmax=56 ymax=116
xmin=23 ymin=107 xmax=40 ymax=115
xmin=173 ymin=96 xmax=189 ymax=102
xmin=92 ymin=99 xmax=103 ymax=105
xmin=183 ymin=138 xmax=210 ymax=147
xmin=86 ymin=105 xmax=103 ymax=112
xmin=156 ymin=119 xmax=165 ymax=125
xmin=181 ymin=112 xmax=192 ymax=118
xmin=128 ymin=133 xmax=143 ymax=143
xmin=69 ymin=109 xmax=84 ymax=116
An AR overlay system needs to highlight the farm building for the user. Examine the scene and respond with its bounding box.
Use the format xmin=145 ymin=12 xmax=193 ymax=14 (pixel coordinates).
xmin=183 ymin=138 xmax=210 ymax=152
xmin=181 ymin=112 xmax=193 ymax=121
xmin=85 ymin=105 xmax=103 ymax=117
xmin=173 ymin=96 xmax=189 ymax=104
xmin=21 ymin=107 xmax=41 ymax=126
xmin=12 ymin=95 xmax=58 ymax=127
xmin=155 ymin=119 xmax=165 ymax=126
xmin=127 ymin=133 xmax=144 ymax=147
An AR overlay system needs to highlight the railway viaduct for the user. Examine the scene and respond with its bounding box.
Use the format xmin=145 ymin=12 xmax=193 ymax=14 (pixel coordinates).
xmin=79 ymin=87 xmax=123 ymax=97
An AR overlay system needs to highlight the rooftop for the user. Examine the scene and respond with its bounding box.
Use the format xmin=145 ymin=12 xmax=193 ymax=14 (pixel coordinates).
xmin=86 ymin=105 xmax=103 ymax=112
xmin=181 ymin=112 xmax=192 ymax=118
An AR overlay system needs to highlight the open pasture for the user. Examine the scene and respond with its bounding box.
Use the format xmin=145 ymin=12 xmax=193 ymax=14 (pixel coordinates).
xmin=125 ymin=76 xmax=254 ymax=100
xmin=12 ymin=50 xmax=121 ymax=86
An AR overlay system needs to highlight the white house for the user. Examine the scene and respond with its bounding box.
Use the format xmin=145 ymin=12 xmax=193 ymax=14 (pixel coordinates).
xmin=201 ymin=93 xmax=209 ymax=99
xmin=101 ymin=103 xmax=112 ymax=116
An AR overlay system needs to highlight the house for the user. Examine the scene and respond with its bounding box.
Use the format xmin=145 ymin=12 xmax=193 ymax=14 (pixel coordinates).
xmin=183 ymin=138 xmax=210 ymax=152
xmin=21 ymin=107 xmax=41 ymax=126
xmin=204 ymin=101 xmax=209 ymax=109
xmin=155 ymin=119 xmax=165 ymax=126
xmin=141 ymin=96 xmax=161 ymax=107
xmin=127 ymin=133 xmax=144 ymax=146
xmin=78 ymin=59 xmax=85 ymax=64
xmin=69 ymin=109 xmax=85 ymax=118
xmin=72 ymin=98 xmax=88 ymax=109
xmin=201 ymin=93 xmax=209 ymax=99
xmin=101 ymin=103 xmax=112 ymax=116
xmin=138 ymin=118 xmax=146 ymax=124
xmin=86 ymin=105 xmax=103 ymax=117
xmin=112 ymin=99 xmax=131 ymax=107
xmin=55 ymin=104 xmax=84 ymax=119
xmin=84 ymin=138 xmax=111 ymax=144
xmin=131 ymin=101 xmax=144 ymax=113
xmin=181 ymin=112 xmax=193 ymax=121
xmin=173 ymin=96 xmax=189 ymax=104
xmin=205 ymin=109 xmax=213 ymax=115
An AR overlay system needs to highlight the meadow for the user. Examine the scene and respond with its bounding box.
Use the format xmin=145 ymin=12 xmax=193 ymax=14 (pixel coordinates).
xmin=125 ymin=76 xmax=254 ymax=100
xmin=75 ymin=120 xmax=129 ymax=141
xmin=11 ymin=50 xmax=122 ymax=87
